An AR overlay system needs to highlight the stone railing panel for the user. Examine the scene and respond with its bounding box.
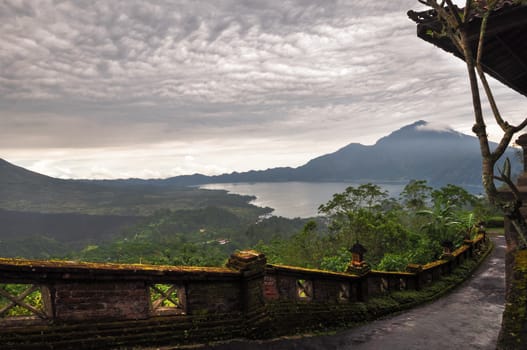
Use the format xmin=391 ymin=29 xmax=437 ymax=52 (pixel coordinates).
xmin=53 ymin=280 xmax=150 ymax=321
xmin=0 ymin=283 xmax=51 ymax=320
xmin=186 ymin=281 xmax=242 ymax=315
xmin=264 ymin=265 xmax=361 ymax=302
xmin=367 ymin=271 xmax=415 ymax=296
xmin=149 ymin=283 xmax=186 ymax=315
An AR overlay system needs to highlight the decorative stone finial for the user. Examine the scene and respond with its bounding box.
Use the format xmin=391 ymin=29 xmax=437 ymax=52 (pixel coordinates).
xmin=346 ymin=241 xmax=370 ymax=275
xmin=440 ymin=240 xmax=455 ymax=260
xmin=226 ymin=250 xmax=266 ymax=275
xmin=349 ymin=241 xmax=367 ymax=266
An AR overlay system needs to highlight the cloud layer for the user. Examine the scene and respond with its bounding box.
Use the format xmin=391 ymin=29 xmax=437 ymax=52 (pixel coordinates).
xmin=1 ymin=0 xmax=525 ymax=178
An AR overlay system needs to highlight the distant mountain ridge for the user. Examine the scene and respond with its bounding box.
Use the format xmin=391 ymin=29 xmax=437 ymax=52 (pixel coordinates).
xmin=1 ymin=120 xmax=520 ymax=191
xmin=150 ymin=120 xmax=518 ymax=188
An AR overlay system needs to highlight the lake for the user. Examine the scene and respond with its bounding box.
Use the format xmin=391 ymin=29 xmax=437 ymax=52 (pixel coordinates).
xmin=200 ymin=182 xmax=406 ymax=218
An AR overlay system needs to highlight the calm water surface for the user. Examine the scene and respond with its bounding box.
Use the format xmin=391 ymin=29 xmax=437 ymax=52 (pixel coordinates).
xmin=200 ymin=182 xmax=405 ymax=218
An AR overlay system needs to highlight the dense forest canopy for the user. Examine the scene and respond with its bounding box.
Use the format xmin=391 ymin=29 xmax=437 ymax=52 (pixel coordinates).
xmin=1 ymin=179 xmax=496 ymax=272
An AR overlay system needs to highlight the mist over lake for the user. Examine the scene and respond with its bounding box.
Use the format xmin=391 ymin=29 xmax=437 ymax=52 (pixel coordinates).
xmin=200 ymin=182 xmax=407 ymax=218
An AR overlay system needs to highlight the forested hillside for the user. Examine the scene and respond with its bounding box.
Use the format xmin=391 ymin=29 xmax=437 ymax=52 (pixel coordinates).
xmin=0 ymin=158 xmax=273 ymax=259
xmin=0 ymin=158 xmax=261 ymax=216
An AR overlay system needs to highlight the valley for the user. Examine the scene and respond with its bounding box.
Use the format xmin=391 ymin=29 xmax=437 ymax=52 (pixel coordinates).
xmin=0 ymin=121 xmax=505 ymax=266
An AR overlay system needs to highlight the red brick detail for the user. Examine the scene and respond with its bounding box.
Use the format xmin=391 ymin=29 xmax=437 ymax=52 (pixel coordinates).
xmin=264 ymin=275 xmax=279 ymax=300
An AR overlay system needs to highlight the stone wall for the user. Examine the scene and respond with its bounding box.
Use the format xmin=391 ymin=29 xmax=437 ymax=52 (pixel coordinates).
xmin=52 ymin=281 xmax=150 ymax=321
xmin=261 ymin=236 xmax=486 ymax=336
xmin=0 ymin=237 xmax=487 ymax=349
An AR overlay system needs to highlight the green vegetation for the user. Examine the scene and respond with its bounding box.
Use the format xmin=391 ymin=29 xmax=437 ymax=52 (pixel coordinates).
xmin=0 ymin=167 xmax=500 ymax=273
xmin=0 ymin=179 xmax=497 ymax=320
xmin=1 ymin=181 xmax=266 ymax=216
xmin=257 ymin=180 xmax=498 ymax=271
xmin=266 ymin=240 xmax=492 ymax=338
xmin=0 ymin=159 xmax=269 ymax=216
xmin=0 ymin=235 xmax=70 ymax=260
xmin=363 ymin=239 xmax=491 ymax=317
xmin=150 ymin=284 xmax=181 ymax=308
xmin=69 ymin=206 xmax=312 ymax=266
xmin=0 ymin=284 xmax=43 ymax=317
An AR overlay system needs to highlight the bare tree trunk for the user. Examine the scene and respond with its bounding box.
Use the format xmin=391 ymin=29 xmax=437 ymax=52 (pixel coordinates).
xmin=482 ymin=157 xmax=497 ymax=202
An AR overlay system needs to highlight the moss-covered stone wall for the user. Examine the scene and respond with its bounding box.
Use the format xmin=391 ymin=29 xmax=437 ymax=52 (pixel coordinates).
xmin=498 ymin=249 xmax=527 ymax=349
xmin=265 ymin=236 xmax=491 ymax=338
xmin=497 ymin=173 xmax=527 ymax=349
xmin=0 ymin=237 xmax=489 ymax=349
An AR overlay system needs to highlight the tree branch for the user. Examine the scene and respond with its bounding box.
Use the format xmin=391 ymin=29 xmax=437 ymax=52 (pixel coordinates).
xmin=475 ymin=1 xmax=496 ymax=66
xmin=463 ymin=0 xmax=472 ymax=21
xmin=444 ymin=0 xmax=464 ymax=27
xmin=513 ymin=118 xmax=527 ymax=133
xmin=474 ymin=1 xmax=509 ymax=132
xmin=492 ymin=129 xmax=515 ymax=162
xmin=494 ymin=174 xmax=522 ymax=201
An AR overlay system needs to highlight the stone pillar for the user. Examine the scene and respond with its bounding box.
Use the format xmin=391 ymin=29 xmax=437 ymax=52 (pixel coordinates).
xmin=406 ymin=263 xmax=423 ymax=290
xmin=227 ymin=250 xmax=267 ymax=278
xmin=498 ymin=134 xmax=527 ymax=348
xmin=440 ymin=240 xmax=455 ymax=261
xmin=516 ymin=134 xmax=527 ymax=186
xmin=500 ymin=134 xmax=527 ymax=297
xmin=345 ymin=242 xmax=371 ymax=301
xmin=226 ymin=250 xmax=269 ymax=337
xmin=226 ymin=250 xmax=267 ymax=313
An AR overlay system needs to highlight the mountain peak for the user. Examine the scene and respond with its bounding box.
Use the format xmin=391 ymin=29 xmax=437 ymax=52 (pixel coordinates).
xmin=375 ymin=120 xmax=462 ymax=146
xmin=412 ymin=120 xmax=456 ymax=133
xmin=410 ymin=119 xmax=427 ymax=127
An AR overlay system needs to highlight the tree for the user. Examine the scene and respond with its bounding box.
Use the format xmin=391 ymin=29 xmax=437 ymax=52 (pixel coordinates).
xmin=400 ymin=179 xmax=432 ymax=210
xmin=417 ymin=201 xmax=463 ymax=247
xmin=255 ymin=220 xmax=325 ymax=268
xmin=412 ymin=0 xmax=527 ymax=247
xmin=318 ymin=184 xmax=418 ymax=267
xmin=431 ymin=184 xmax=477 ymax=210
xmin=318 ymin=184 xmax=389 ymax=246
xmin=255 ymin=182 xmax=482 ymax=271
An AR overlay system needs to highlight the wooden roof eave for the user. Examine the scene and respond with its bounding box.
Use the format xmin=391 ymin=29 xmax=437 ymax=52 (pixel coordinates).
xmin=410 ymin=4 xmax=527 ymax=97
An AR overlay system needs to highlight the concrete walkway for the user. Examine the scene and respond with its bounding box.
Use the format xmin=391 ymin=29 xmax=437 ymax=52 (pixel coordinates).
xmin=198 ymin=235 xmax=505 ymax=350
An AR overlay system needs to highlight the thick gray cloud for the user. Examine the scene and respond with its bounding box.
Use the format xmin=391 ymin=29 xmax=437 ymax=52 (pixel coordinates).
xmin=1 ymin=0 xmax=525 ymax=178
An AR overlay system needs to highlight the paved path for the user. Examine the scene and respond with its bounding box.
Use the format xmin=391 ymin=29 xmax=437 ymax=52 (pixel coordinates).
xmin=199 ymin=235 xmax=505 ymax=350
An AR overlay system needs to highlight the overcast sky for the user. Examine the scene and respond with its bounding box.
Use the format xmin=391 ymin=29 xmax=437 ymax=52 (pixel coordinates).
xmin=1 ymin=0 xmax=526 ymax=179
